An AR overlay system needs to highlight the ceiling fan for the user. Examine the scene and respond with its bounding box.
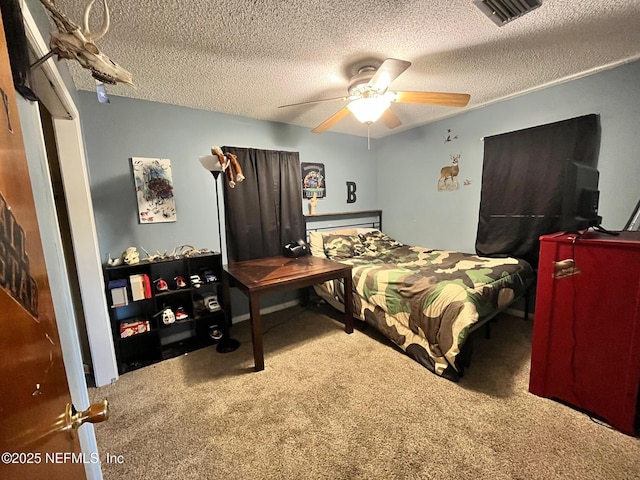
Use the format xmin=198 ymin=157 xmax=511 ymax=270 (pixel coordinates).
xmin=278 ymin=58 xmax=471 ymax=134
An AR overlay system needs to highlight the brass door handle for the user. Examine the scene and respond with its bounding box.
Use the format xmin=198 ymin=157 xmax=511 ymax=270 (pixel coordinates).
xmin=65 ymin=399 xmax=109 ymax=431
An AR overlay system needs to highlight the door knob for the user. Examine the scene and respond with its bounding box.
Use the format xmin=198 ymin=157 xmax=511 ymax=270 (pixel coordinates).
xmin=65 ymin=399 xmax=109 ymax=431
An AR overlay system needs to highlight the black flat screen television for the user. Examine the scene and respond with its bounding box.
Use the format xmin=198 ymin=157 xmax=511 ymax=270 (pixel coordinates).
xmin=560 ymin=160 xmax=602 ymax=232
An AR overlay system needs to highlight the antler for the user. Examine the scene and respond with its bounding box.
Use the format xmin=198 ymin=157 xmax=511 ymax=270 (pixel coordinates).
xmin=39 ymin=0 xmax=79 ymax=33
xmin=38 ymin=0 xmax=134 ymax=86
xmin=83 ymin=0 xmax=110 ymax=42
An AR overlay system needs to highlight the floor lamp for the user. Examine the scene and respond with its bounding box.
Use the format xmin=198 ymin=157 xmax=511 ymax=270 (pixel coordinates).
xmin=199 ymin=154 xmax=240 ymax=353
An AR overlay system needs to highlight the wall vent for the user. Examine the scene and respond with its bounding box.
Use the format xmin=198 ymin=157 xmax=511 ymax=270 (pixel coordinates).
xmin=474 ymin=0 xmax=542 ymax=26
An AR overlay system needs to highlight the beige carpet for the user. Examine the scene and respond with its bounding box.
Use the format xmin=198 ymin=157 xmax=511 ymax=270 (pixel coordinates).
xmin=89 ymin=305 xmax=640 ymax=479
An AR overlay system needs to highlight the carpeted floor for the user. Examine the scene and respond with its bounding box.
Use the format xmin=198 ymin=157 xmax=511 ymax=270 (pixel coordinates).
xmin=89 ymin=304 xmax=640 ymax=479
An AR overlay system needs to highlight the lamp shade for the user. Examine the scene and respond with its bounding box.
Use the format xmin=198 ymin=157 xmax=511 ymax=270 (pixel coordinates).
xmin=347 ymin=96 xmax=391 ymax=124
xmin=199 ymin=155 xmax=224 ymax=173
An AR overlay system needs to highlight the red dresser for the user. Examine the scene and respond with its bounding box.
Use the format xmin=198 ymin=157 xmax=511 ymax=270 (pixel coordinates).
xmin=529 ymin=230 xmax=640 ymax=436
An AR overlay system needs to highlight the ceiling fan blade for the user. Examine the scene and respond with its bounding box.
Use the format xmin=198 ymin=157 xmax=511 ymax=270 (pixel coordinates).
xmin=380 ymin=108 xmax=402 ymax=129
xmin=392 ymin=91 xmax=470 ymax=107
xmin=311 ymin=107 xmax=351 ymax=134
xmin=368 ymin=58 xmax=412 ymax=92
xmin=278 ymin=96 xmax=348 ymax=108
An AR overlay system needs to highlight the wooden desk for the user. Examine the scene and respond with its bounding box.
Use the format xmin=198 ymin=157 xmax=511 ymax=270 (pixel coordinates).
xmin=223 ymin=255 xmax=354 ymax=371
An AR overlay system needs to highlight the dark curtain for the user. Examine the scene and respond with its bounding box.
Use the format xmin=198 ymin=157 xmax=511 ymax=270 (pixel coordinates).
xmin=475 ymin=114 xmax=600 ymax=267
xmin=222 ymin=147 xmax=304 ymax=263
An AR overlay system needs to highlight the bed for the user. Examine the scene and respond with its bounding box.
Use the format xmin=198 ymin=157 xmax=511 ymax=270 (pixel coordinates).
xmin=305 ymin=211 xmax=535 ymax=381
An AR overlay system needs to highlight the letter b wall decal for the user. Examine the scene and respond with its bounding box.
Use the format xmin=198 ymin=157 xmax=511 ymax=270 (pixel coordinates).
xmin=346 ymin=182 xmax=356 ymax=203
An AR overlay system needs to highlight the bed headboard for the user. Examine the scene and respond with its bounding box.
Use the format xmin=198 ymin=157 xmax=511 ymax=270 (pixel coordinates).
xmin=304 ymin=209 xmax=382 ymax=240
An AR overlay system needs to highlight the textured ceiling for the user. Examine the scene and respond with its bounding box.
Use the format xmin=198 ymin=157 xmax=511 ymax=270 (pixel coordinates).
xmin=38 ymin=0 xmax=640 ymax=138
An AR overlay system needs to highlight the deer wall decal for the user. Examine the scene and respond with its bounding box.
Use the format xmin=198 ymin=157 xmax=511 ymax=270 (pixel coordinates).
xmin=437 ymin=154 xmax=460 ymax=191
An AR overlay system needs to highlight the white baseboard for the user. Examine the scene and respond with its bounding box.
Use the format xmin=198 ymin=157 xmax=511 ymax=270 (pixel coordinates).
xmin=231 ymin=299 xmax=302 ymax=324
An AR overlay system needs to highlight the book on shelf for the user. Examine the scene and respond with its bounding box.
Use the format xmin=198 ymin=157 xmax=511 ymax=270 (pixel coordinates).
xmin=108 ymin=279 xmax=128 ymax=307
xmin=120 ymin=319 xmax=151 ymax=338
xmin=129 ymin=273 xmax=152 ymax=301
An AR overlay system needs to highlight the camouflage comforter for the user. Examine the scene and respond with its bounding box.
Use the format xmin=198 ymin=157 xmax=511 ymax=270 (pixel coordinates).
xmin=316 ymin=234 xmax=534 ymax=381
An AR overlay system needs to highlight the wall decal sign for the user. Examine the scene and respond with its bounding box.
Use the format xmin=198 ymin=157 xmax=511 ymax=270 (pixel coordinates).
xmin=131 ymin=157 xmax=176 ymax=223
xmin=301 ymin=162 xmax=326 ymax=199
xmin=437 ymin=154 xmax=461 ymax=192
xmin=444 ymin=128 xmax=458 ymax=143
xmin=346 ymin=181 xmax=357 ymax=203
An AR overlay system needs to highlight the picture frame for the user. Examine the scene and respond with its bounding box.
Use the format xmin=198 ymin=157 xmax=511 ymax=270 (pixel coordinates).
xmin=131 ymin=157 xmax=177 ymax=223
xmin=301 ymin=162 xmax=326 ymax=199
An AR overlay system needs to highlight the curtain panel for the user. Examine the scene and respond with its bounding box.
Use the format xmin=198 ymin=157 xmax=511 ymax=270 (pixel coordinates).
xmin=475 ymin=114 xmax=600 ymax=267
xmin=222 ymin=147 xmax=304 ymax=263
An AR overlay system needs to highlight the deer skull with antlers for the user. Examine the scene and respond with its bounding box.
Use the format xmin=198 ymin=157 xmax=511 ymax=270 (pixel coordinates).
xmin=39 ymin=0 xmax=133 ymax=86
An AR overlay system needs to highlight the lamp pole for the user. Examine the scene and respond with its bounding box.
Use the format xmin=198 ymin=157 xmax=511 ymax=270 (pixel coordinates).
xmin=212 ymin=170 xmax=223 ymax=254
xmin=200 ymin=156 xmax=240 ymax=353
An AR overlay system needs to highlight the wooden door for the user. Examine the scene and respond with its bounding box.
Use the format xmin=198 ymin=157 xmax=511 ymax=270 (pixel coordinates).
xmin=0 ymin=17 xmax=86 ymax=479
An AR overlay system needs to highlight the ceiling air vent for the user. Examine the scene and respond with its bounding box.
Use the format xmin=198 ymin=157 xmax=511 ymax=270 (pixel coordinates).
xmin=474 ymin=0 xmax=542 ymax=26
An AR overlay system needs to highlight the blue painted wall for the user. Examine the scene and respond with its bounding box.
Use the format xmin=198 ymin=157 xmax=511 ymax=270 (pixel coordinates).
xmin=377 ymin=60 xmax=640 ymax=254
xmin=76 ymin=93 xmax=378 ymax=261
xmin=76 ymin=60 xmax=640 ymax=281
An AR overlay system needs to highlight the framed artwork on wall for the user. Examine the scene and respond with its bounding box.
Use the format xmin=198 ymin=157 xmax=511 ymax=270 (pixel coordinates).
xmin=131 ymin=157 xmax=176 ymax=223
xmin=301 ymin=162 xmax=326 ymax=199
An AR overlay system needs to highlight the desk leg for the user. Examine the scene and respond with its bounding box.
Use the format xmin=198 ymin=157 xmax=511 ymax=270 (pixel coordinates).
xmin=249 ymin=294 xmax=264 ymax=371
xmin=343 ymin=273 xmax=354 ymax=334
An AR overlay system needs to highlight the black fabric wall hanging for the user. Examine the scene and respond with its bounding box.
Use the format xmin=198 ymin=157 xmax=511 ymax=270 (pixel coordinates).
xmin=475 ymin=114 xmax=600 ymax=267
xmin=222 ymin=147 xmax=304 ymax=263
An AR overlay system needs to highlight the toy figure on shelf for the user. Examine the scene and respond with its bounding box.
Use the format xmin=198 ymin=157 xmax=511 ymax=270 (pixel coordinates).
xmin=309 ymin=192 xmax=318 ymax=215
xmin=106 ymin=246 xmax=140 ymax=266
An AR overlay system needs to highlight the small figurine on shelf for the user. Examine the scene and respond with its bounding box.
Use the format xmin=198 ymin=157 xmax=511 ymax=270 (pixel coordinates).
xmin=154 ymin=278 xmax=169 ymax=292
xmin=141 ymin=247 xmax=169 ymax=262
xmin=122 ymin=247 xmax=140 ymax=265
xmin=204 ymin=295 xmax=221 ymax=312
xmin=106 ymin=246 xmax=141 ymax=266
xmin=190 ymin=274 xmax=202 ymax=288
xmin=203 ymin=270 xmax=217 ymax=283
xmin=209 ymin=327 xmax=223 ymax=341
xmin=174 ymin=275 xmax=187 ymax=289
xmin=156 ymin=307 xmax=175 ymax=325
xmin=175 ymin=307 xmax=188 ymax=321
xmin=309 ymin=192 xmax=318 ymax=215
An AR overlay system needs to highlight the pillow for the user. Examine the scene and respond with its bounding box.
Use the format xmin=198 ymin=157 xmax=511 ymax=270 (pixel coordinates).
xmin=323 ymin=234 xmax=366 ymax=260
xmin=308 ymin=228 xmax=357 ymax=257
xmin=358 ymin=230 xmax=403 ymax=253
xmin=356 ymin=227 xmax=379 ymax=234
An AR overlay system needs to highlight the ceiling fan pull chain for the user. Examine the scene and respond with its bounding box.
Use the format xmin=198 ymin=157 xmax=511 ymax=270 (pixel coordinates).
xmin=367 ymin=124 xmax=371 ymax=150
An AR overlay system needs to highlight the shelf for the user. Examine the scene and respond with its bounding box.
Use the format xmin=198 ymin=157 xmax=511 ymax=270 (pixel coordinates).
xmin=117 ymin=329 xmax=157 ymax=341
xmin=155 ymin=288 xmax=191 ymax=298
xmin=160 ymin=317 xmax=196 ymax=327
xmin=111 ymin=297 xmax=153 ymax=308
xmin=103 ymin=252 xmax=229 ymax=374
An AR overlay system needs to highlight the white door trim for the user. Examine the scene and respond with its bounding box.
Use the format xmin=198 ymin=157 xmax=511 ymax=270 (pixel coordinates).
xmin=21 ymin=2 xmax=118 ymax=387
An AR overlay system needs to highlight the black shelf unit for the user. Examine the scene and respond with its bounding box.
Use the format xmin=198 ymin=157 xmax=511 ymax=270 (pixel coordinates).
xmin=104 ymin=252 xmax=231 ymax=374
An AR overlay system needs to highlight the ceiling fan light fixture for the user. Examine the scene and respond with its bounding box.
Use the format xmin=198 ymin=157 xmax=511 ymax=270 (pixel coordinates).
xmin=347 ymin=97 xmax=391 ymax=124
